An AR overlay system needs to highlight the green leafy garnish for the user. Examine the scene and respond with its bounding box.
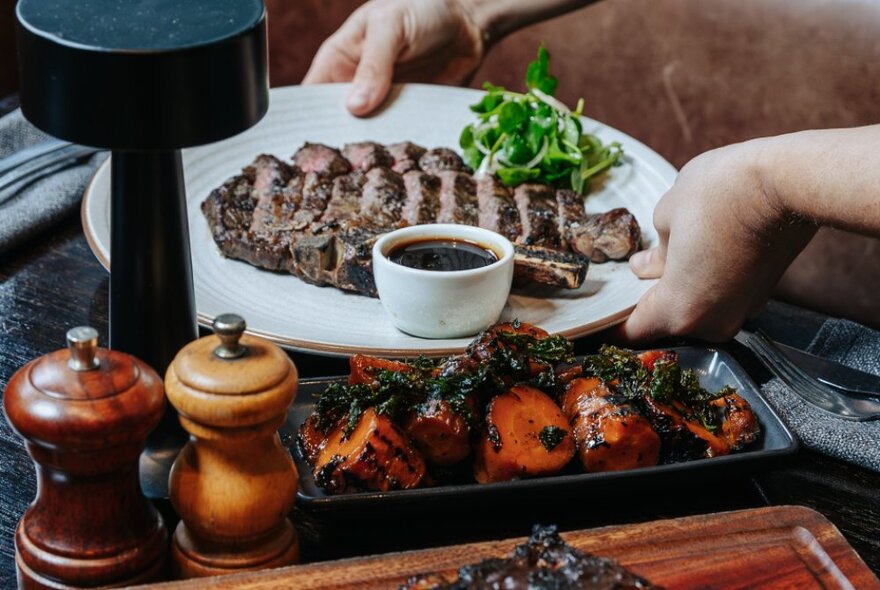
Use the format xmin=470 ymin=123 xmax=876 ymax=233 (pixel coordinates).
xmin=460 ymin=43 xmax=624 ymax=194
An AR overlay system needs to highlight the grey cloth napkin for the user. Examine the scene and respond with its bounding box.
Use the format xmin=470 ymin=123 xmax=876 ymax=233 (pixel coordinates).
xmin=0 ymin=109 xmax=107 ymax=254
xmin=761 ymin=318 xmax=880 ymax=472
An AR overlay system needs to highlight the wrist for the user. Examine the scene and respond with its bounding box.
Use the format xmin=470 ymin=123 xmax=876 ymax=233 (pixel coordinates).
xmin=456 ymin=0 xmax=506 ymax=47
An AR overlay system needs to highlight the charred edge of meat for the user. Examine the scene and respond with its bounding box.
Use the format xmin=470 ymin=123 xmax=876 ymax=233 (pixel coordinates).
xmin=585 ymin=208 xmax=642 ymax=262
xmin=513 ymin=245 xmax=589 ymax=289
xmin=292 ymin=142 xmax=351 ymax=176
xmin=419 ymin=147 xmax=467 ymax=175
xmin=343 ymin=141 xmax=395 ymax=171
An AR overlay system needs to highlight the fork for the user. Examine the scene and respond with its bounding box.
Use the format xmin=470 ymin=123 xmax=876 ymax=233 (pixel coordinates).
xmin=740 ymin=330 xmax=880 ymax=421
xmin=0 ymin=139 xmax=105 ymax=205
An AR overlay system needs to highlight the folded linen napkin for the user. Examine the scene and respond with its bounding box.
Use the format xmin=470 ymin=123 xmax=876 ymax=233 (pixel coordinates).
xmin=761 ymin=318 xmax=880 ymax=472
xmin=0 ymin=109 xmax=107 ymax=254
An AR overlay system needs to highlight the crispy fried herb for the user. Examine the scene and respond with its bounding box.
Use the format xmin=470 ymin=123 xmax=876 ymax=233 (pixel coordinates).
xmin=582 ymin=345 xmax=730 ymax=432
xmin=539 ymin=426 xmax=567 ymax=451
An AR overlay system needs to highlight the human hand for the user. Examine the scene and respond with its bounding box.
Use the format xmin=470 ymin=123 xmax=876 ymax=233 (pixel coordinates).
xmin=619 ymin=139 xmax=817 ymax=343
xmin=303 ymin=0 xmax=486 ymax=116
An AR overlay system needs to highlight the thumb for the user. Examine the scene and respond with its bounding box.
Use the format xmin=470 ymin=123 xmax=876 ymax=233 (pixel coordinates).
xmin=346 ymin=23 xmax=402 ymax=116
xmin=628 ymin=245 xmax=666 ymax=279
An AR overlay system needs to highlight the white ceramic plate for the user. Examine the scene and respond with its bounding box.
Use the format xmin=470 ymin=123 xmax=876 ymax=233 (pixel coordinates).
xmin=82 ymin=84 xmax=676 ymax=357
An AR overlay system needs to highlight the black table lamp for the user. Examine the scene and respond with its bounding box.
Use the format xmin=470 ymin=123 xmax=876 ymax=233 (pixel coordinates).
xmin=16 ymin=0 xmax=269 ymax=498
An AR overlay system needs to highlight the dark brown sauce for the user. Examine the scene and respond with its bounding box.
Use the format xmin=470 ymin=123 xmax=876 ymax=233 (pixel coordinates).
xmin=388 ymin=238 xmax=499 ymax=271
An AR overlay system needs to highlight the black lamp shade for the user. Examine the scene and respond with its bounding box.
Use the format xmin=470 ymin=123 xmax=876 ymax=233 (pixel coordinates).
xmin=16 ymin=0 xmax=269 ymax=150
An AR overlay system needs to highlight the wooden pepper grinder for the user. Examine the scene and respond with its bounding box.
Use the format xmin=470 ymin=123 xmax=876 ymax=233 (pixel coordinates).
xmin=3 ymin=327 xmax=168 ymax=589
xmin=166 ymin=314 xmax=300 ymax=578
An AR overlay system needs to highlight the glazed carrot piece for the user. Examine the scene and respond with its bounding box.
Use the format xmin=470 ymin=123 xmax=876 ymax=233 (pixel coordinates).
xmin=348 ymin=354 xmax=412 ymax=385
xmin=562 ymin=377 xmax=661 ymax=472
xmin=404 ymin=398 xmax=472 ymax=466
xmin=473 ymin=385 xmax=574 ymax=484
xmin=314 ymin=408 xmax=426 ymax=494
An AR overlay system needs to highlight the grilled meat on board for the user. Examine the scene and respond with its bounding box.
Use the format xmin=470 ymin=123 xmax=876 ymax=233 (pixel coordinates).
xmin=202 ymin=141 xmax=642 ymax=297
xmin=401 ymin=525 xmax=662 ymax=590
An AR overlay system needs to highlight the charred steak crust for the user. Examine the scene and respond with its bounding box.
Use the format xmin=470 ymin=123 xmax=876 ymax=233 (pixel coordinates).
xmin=401 ymin=525 xmax=662 ymax=590
xmin=202 ymin=142 xmax=641 ymax=297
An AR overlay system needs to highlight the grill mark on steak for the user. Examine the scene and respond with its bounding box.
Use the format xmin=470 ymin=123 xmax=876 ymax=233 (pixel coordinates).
xmin=342 ymin=141 xmax=395 ymax=171
xmin=514 ymin=183 xmax=561 ymax=248
xmin=402 ymin=171 xmax=441 ymax=225
xmin=292 ymin=172 xmax=334 ymax=230
xmin=437 ymin=171 xmax=479 ymax=226
xmin=250 ymin=155 xmax=298 ymax=233
xmin=583 ymin=208 xmax=642 ymax=262
xmin=477 ymin=176 xmax=522 ymax=242
xmin=292 ymin=142 xmax=351 ymax=176
xmin=360 ymin=167 xmax=407 ymax=227
xmin=388 ymin=141 xmax=427 ymax=174
xmin=419 ymin=147 xmax=466 ymax=175
xmin=320 ymin=170 xmax=367 ymax=227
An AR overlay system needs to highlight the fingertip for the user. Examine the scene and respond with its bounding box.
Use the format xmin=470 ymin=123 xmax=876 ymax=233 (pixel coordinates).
xmin=346 ymin=86 xmax=374 ymax=117
xmin=617 ymin=286 xmax=665 ymax=345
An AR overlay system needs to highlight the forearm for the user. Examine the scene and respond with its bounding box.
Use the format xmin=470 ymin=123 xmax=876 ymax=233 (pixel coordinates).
xmin=758 ymin=125 xmax=880 ymax=237
xmin=461 ymin=0 xmax=599 ymax=46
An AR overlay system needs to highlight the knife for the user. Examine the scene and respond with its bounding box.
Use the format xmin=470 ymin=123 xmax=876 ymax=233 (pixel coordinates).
xmin=736 ymin=330 xmax=880 ymax=398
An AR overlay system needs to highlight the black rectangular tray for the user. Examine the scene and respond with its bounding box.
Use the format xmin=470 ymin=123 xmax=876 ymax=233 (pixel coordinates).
xmin=282 ymin=347 xmax=797 ymax=512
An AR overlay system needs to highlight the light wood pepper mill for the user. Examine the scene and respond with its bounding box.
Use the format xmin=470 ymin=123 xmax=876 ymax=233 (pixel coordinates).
xmin=3 ymin=327 xmax=168 ymax=589
xmin=165 ymin=313 xmax=300 ymax=578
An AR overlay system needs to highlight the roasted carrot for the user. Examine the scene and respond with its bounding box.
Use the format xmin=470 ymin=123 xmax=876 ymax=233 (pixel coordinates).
xmin=404 ymin=398 xmax=472 ymax=466
xmin=296 ymin=413 xmax=330 ymax=465
xmin=636 ymin=349 xmax=678 ymax=371
xmin=473 ymin=385 xmax=574 ymax=484
xmin=348 ymin=354 xmax=412 ymax=385
xmin=562 ymin=377 xmax=660 ymax=472
xmin=314 ymin=408 xmax=426 ymax=493
xmin=711 ymin=392 xmax=760 ymax=450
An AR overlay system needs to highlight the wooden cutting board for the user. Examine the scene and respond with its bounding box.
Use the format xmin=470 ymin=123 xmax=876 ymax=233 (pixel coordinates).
xmin=138 ymin=506 xmax=879 ymax=589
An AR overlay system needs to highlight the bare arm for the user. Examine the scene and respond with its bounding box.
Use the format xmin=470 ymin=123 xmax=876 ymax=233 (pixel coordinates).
xmin=620 ymin=125 xmax=880 ymax=343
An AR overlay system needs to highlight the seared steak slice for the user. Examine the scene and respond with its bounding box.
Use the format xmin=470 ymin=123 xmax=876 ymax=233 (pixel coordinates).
xmin=292 ymin=172 xmax=334 ymax=230
xmin=250 ymin=156 xmax=299 ymax=233
xmin=419 ymin=147 xmax=466 ymax=175
xmin=556 ymin=189 xmax=595 ymax=257
xmin=583 ymin=208 xmax=641 ymax=262
xmin=292 ymin=142 xmax=351 ymax=176
xmin=437 ymin=171 xmax=479 ymax=226
xmin=290 ymin=232 xmax=335 ymax=285
xmin=514 ymin=183 xmax=561 ymax=248
xmin=477 ymin=176 xmax=522 ymax=242
xmin=360 ymin=167 xmax=407 ymax=227
xmin=342 ymin=141 xmax=394 ymax=171
xmin=513 ymin=245 xmax=589 ymax=289
xmin=331 ymin=226 xmax=384 ymax=296
xmin=320 ymin=170 xmax=367 ymax=227
xmin=402 ymin=171 xmax=441 ymax=225
xmin=388 ymin=141 xmax=427 ymax=174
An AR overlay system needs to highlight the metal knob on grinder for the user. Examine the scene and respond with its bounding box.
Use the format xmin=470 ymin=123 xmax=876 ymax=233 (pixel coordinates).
xmin=15 ymin=0 xmax=269 ymax=498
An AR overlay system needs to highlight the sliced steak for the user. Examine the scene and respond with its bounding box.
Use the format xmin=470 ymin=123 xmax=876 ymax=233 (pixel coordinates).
xmin=514 ymin=183 xmax=561 ymax=248
xmin=556 ymin=189 xmax=595 ymax=258
xmin=250 ymin=156 xmax=299 ymax=233
xmin=419 ymin=147 xmax=466 ymax=175
xmin=342 ymin=141 xmax=394 ymax=171
xmin=319 ymin=170 xmax=367 ymax=227
xmin=360 ymin=167 xmax=407 ymax=227
xmin=330 ymin=226 xmax=384 ymax=296
xmin=477 ymin=176 xmax=522 ymax=242
xmin=584 ymin=208 xmax=642 ymax=262
xmin=402 ymin=171 xmax=441 ymax=225
xmin=292 ymin=142 xmax=351 ymax=176
xmin=513 ymin=245 xmax=589 ymax=289
xmin=437 ymin=171 xmax=479 ymax=226
xmin=292 ymin=172 xmax=334 ymax=230
xmin=387 ymin=141 xmax=427 ymax=174
xmin=290 ymin=232 xmax=336 ymax=285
